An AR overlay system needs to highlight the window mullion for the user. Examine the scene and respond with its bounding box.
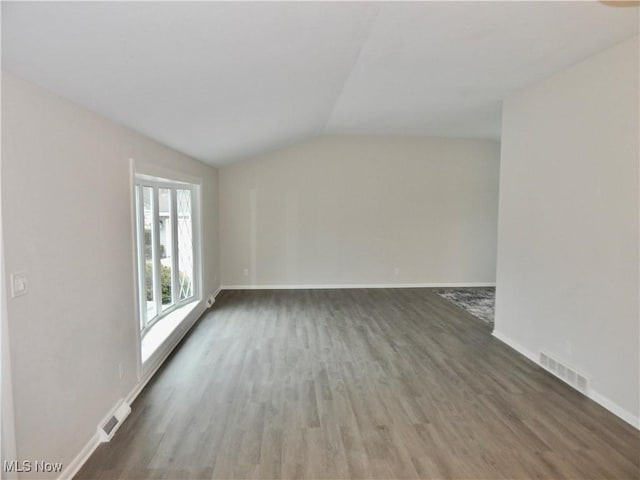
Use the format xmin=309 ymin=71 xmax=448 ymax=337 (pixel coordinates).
xmin=152 ymin=187 xmax=162 ymax=320
xmin=136 ymin=185 xmax=146 ymax=330
xmin=190 ymin=187 xmax=198 ymax=300
xmin=171 ymin=188 xmax=180 ymax=306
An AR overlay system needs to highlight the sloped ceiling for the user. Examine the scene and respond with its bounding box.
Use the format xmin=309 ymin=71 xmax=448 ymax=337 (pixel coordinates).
xmin=2 ymin=2 xmax=638 ymax=165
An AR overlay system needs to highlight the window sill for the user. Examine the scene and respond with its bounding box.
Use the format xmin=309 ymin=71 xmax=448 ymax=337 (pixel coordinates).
xmin=141 ymin=300 xmax=199 ymax=364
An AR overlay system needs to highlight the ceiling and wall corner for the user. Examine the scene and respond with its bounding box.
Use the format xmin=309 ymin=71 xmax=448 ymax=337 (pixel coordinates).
xmin=1 ymin=2 xmax=638 ymax=165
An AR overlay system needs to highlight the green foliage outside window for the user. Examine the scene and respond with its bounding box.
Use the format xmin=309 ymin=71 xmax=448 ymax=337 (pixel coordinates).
xmin=145 ymin=262 xmax=186 ymax=305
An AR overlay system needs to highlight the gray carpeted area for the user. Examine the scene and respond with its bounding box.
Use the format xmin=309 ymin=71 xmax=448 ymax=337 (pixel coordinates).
xmin=437 ymin=287 xmax=495 ymax=324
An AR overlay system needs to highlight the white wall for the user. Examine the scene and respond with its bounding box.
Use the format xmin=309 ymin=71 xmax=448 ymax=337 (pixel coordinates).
xmin=1 ymin=85 xmax=18 ymax=474
xmin=220 ymin=136 xmax=500 ymax=287
xmin=495 ymin=36 xmax=639 ymax=426
xmin=1 ymin=72 xmax=220 ymax=477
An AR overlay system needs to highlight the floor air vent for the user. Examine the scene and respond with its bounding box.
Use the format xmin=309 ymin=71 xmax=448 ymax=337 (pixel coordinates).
xmin=539 ymin=351 xmax=589 ymax=394
xmin=97 ymin=400 xmax=131 ymax=442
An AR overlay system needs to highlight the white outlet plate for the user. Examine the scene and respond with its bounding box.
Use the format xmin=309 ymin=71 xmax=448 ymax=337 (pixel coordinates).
xmin=10 ymin=272 xmax=28 ymax=298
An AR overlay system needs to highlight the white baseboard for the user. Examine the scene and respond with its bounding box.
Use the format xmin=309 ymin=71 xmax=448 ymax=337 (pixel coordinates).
xmin=221 ymin=282 xmax=496 ymax=290
xmin=211 ymin=286 xmax=222 ymax=304
xmin=492 ymin=330 xmax=639 ymax=430
xmin=491 ymin=330 xmax=539 ymax=364
xmin=589 ymin=390 xmax=640 ymax=430
xmin=58 ymin=432 xmax=100 ymax=480
xmin=60 ymin=287 xmax=222 ymax=480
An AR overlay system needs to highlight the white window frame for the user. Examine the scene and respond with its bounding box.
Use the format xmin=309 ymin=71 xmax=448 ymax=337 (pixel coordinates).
xmin=134 ymin=177 xmax=200 ymax=338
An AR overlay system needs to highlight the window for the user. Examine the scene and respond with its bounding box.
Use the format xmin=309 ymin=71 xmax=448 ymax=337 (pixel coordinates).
xmin=134 ymin=178 xmax=198 ymax=335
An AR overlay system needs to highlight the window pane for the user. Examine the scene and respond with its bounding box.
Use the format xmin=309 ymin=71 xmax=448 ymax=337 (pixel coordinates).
xmin=177 ymin=189 xmax=193 ymax=300
xmin=143 ymin=187 xmax=157 ymax=322
xmin=158 ymin=188 xmax=173 ymax=310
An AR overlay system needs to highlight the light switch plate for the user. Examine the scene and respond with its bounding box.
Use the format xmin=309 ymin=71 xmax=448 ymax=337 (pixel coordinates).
xmin=10 ymin=272 xmax=28 ymax=298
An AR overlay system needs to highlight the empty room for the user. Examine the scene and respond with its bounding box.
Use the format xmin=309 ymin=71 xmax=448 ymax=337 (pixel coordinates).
xmin=1 ymin=1 xmax=639 ymax=479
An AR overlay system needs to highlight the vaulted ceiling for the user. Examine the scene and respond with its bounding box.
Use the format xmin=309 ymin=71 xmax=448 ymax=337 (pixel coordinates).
xmin=2 ymin=2 xmax=638 ymax=165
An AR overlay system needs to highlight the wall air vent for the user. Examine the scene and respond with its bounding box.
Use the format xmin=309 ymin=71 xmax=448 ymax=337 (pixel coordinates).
xmin=97 ymin=400 xmax=131 ymax=443
xmin=539 ymin=351 xmax=589 ymax=394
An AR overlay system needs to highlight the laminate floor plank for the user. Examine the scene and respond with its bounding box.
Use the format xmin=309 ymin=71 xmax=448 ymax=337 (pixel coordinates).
xmin=75 ymin=288 xmax=639 ymax=479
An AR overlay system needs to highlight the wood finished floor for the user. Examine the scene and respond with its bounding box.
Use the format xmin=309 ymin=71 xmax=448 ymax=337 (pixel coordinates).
xmin=76 ymin=289 xmax=640 ymax=479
